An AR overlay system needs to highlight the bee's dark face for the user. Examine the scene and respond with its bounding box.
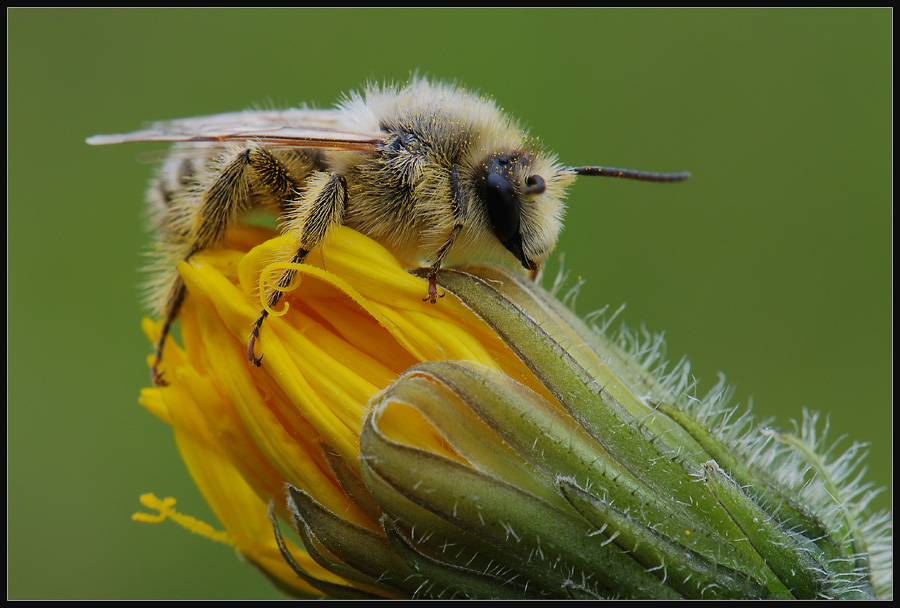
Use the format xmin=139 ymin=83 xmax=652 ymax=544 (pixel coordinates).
xmin=475 ymin=152 xmax=546 ymax=270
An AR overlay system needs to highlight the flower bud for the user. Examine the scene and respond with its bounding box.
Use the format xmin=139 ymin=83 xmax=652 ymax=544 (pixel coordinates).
xmin=136 ymin=225 xmax=891 ymax=599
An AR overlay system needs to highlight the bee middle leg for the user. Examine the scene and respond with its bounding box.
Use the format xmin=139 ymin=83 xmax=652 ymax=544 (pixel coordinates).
xmin=247 ymin=171 xmax=347 ymax=367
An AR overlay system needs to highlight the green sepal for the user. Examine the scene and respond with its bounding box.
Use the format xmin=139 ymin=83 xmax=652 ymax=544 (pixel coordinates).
xmin=702 ymin=461 xmax=827 ymax=598
xmin=381 ymin=516 xmax=540 ymax=599
xmin=320 ymin=444 xmax=386 ymax=525
xmin=372 ymin=365 xmax=563 ymax=507
xmin=285 ymin=484 xmax=417 ymax=594
xmin=454 ymin=263 xmax=711 ymax=449
xmin=773 ymin=427 xmax=877 ymax=598
xmin=359 ymin=455 xmax=544 ymax=594
xmin=654 ymin=400 xmax=846 ymax=563
xmin=263 ymin=500 xmax=386 ymax=599
xmin=558 ymin=477 xmax=774 ymax=599
xmin=360 ymin=404 xmax=682 ymax=599
xmin=433 ymin=268 xmax=762 ymax=570
xmin=402 ymin=360 xmax=742 ymax=568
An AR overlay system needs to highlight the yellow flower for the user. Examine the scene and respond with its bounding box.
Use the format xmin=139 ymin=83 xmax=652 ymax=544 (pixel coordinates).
xmin=137 ymin=224 xmax=551 ymax=597
xmin=135 ymin=224 xmax=891 ymax=599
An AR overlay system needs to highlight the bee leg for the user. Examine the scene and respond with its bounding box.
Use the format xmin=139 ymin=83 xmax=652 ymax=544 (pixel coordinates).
xmin=151 ymin=146 xmax=309 ymax=384
xmin=247 ymin=250 xmax=303 ymax=367
xmin=423 ymin=258 xmax=451 ymax=303
xmin=150 ymin=277 xmax=187 ymax=386
xmin=247 ymin=172 xmax=347 ymax=367
xmin=422 ymin=272 xmax=444 ymax=304
xmin=423 ymin=167 xmax=467 ymax=304
xmin=150 ymin=150 xmax=263 ymax=385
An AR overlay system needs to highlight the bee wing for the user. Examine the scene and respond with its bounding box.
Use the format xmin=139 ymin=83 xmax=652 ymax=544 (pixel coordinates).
xmin=87 ymin=108 xmax=386 ymax=152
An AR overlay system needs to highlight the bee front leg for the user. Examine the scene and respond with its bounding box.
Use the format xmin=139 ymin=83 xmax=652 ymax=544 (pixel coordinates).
xmin=423 ymin=167 xmax=467 ymax=304
xmin=423 ymin=235 xmax=459 ymax=304
xmin=247 ymin=172 xmax=347 ymax=367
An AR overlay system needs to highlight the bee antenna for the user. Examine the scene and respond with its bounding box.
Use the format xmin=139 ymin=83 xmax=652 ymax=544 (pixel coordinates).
xmin=523 ymin=174 xmax=546 ymax=195
xmin=569 ymin=166 xmax=691 ymax=183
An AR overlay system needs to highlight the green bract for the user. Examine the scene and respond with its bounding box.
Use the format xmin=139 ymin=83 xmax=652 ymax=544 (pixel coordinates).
xmin=277 ymin=264 xmax=891 ymax=599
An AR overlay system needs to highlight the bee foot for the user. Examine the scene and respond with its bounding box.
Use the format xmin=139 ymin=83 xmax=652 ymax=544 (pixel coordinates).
xmin=423 ymin=274 xmax=444 ymax=304
xmin=247 ymin=332 xmax=264 ymax=367
xmin=151 ymin=358 xmax=169 ymax=387
xmin=248 ymin=312 xmax=267 ymax=367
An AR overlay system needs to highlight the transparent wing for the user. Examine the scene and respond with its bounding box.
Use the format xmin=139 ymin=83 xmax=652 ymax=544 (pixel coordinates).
xmin=87 ymin=108 xmax=386 ymax=152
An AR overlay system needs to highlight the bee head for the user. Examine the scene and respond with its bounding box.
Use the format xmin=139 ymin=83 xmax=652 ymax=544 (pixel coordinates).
xmin=473 ymin=152 xmax=691 ymax=270
xmin=475 ymin=152 xmax=553 ymax=271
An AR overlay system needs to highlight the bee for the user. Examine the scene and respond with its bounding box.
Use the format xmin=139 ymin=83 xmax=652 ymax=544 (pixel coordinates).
xmin=88 ymin=78 xmax=690 ymax=386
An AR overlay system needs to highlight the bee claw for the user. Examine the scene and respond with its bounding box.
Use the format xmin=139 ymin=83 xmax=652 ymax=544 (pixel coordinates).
xmin=151 ymin=359 xmax=169 ymax=387
xmin=248 ymin=312 xmax=267 ymax=367
xmin=423 ymin=274 xmax=444 ymax=304
xmin=247 ymin=333 xmax=264 ymax=367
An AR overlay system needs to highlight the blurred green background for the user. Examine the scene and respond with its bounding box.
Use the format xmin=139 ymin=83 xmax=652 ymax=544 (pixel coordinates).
xmin=9 ymin=8 xmax=891 ymax=599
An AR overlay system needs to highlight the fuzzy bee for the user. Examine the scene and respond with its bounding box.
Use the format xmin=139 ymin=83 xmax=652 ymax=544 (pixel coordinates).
xmin=88 ymin=78 xmax=689 ymax=386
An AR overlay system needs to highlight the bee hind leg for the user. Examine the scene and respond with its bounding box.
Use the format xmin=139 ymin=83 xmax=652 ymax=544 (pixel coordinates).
xmin=247 ymin=171 xmax=347 ymax=368
xmin=151 ymin=277 xmax=187 ymax=386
